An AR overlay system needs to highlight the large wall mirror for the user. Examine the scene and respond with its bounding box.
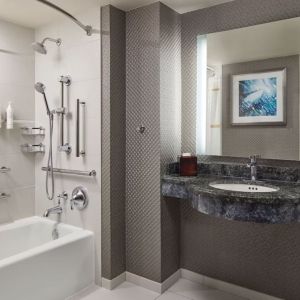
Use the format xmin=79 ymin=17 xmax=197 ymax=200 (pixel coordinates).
xmin=196 ymin=17 xmax=300 ymax=160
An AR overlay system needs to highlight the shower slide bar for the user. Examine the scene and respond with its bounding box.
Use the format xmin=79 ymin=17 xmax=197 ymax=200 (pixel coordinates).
xmin=41 ymin=167 xmax=96 ymax=177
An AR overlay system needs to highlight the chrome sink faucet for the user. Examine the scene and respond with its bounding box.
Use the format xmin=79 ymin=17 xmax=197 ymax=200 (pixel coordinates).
xmin=247 ymin=155 xmax=260 ymax=181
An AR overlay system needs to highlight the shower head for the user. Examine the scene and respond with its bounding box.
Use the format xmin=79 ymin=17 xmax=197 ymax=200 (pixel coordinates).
xmin=35 ymin=82 xmax=51 ymax=115
xmin=32 ymin=42 xmax=47 ymax=54
xmin=32 ymin=37 xmax=61 ymax=55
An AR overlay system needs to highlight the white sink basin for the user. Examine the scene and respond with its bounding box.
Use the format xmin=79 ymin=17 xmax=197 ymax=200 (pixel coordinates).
xmin=209 ymin=183 xmax=279 ymax=193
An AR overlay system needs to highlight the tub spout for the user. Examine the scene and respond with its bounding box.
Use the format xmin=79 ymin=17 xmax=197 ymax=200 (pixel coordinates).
xmin=43 ymin=205 xmax=63 ymax=218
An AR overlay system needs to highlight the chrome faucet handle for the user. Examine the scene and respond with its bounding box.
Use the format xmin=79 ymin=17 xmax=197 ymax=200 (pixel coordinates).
xmin=57 ymin=191 xmax=68 ymax=202
xmin=249 ymin=155 xmax=261 ymax=163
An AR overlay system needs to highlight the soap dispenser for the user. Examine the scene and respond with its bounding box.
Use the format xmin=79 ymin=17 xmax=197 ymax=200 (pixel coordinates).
xmin=6 ymin=101 xmax=13 ymax=130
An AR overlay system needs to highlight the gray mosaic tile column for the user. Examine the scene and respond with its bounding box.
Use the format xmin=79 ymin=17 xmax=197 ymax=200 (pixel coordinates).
xmin=101 ymin=5 xmax=126 ymax=280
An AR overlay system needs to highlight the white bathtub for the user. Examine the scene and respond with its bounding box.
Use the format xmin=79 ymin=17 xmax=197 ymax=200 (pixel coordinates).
xmin=0 ymin=216 xmax=95 ymax=300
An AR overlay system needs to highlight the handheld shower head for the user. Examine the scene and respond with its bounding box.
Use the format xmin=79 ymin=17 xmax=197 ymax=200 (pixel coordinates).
xmin=32 ymin=37 xmax=61 ymax=55
xmin=35 ymin=82 xmax=46 ymax=94
xmin=35 ymin=82 xmax=51 ymax=115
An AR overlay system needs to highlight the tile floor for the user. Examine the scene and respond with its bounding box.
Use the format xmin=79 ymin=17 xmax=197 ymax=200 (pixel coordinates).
xmin=69 ymin=278 xmax=247 ymax=300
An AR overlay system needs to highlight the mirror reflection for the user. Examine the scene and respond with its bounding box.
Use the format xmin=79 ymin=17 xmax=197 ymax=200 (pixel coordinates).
xmin=197 ymin=17 xmax=300 ymax=160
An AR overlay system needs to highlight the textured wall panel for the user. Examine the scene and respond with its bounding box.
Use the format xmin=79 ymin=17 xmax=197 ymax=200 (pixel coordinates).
xmin=222 ymin=55 xmax=299 ymax=160
xmin=181 ymin=203 xmax=300 ymax=300
xmin=126 ymin=3 xmax=162 ymax=282
xmin=101 ymin=5 xmax=126 ymax=280
xmin=181 ymin=1 xmax=300 ymax=298
xmin=160 ymin=3 xmax=181 ymax=281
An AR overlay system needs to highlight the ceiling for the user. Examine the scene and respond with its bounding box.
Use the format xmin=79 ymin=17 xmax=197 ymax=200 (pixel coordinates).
xmin=0 ymin=0 xmax=100 ymax=28
xmin=101 ymin=0 xmax=234 ymax=13
xmin=0 ymin=0 xmax=234 ymax=28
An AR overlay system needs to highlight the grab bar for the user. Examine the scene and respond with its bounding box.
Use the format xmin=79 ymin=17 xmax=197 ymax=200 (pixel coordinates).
xmin=0 ymin=193 xmax=10 ymax=200
xmin=41 ymin=167 xmax=96 ymax=177
xmin=76 ymin=99 xmax=86 ymax=157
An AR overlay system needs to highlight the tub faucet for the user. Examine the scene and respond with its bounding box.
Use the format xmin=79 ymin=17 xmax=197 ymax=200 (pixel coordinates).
xmin=247 ymin=155 xmax=260 ymax=181
xmin=43 ymin=205 xmax=62 ymax=218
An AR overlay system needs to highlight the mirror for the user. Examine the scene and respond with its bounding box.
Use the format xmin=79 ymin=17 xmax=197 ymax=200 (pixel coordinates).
xmin=197 ymin=17 xmax=300 ymax=160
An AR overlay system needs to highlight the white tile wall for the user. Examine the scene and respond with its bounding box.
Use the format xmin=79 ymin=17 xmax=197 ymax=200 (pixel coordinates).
xmin=34 ymin=6 xmax=101 ymax=284
xmin=0 ymin=19 xmax=35 ymax=224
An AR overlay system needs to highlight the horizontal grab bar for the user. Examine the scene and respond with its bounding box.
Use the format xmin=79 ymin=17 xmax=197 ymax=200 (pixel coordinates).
xmin=41 ymin=167 xmax=96 ymax=177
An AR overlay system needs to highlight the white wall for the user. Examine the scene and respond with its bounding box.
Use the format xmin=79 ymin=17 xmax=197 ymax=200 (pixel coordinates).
xmin=34 ymin=7 xmax=101 ymax=283
xmin=0 ymin=19 xmax=35 ymax=224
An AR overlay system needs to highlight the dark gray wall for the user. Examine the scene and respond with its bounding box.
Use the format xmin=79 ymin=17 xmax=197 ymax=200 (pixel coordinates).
xmin=222 ymin=55 xmax=299 ymax=160
xmin=101 ymin=5 xmax=126 ymax=280
xmin=181 ymin=1 xmax=300 ymax=299
xmin=181 ymin=204 xmax=300 ymax=300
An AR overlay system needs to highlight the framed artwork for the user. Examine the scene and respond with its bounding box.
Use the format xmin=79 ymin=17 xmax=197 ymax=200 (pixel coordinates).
xmin=232 ymin=68 xmax=286 ymax=125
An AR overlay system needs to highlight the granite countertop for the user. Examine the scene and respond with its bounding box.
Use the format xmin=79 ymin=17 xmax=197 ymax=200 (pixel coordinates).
xmin=162 ymin=175 xmax=300 ymax=224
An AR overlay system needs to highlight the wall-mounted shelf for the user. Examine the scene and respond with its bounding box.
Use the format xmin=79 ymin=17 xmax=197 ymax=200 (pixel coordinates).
xmin=0 ymin=167 xmax=11 ymax=173
xmin=21 ymin=143 xmax=45 ymax=153
xmin=21 ymin=126 xmax=45 ymax=136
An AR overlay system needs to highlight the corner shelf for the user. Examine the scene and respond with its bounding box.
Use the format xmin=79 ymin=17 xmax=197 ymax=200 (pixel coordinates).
xmin=21 ymin=143 xmax=45 ymax=153
xmin=21 ymin=126 xmax=45 ymax=136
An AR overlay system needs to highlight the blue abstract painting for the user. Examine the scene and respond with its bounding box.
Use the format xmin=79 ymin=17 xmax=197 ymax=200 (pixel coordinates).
xmin=239 ymin=77 xmax=277 ymax=117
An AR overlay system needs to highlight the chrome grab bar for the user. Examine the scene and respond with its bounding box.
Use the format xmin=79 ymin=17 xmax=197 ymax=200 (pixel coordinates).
xmin=42 ymin=167 xmax=96 ymax=177
xmin=76 ymin=99 xmax=86 ymax=157
xmin=0 ymin=193 xmax=10 ymax=200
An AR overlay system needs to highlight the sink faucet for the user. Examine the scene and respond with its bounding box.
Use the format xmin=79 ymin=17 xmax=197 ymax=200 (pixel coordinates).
xmin=43 ymin=191 xmax=67 ymax=218
xmin=247 ymin=155 xmax=260 ymax=181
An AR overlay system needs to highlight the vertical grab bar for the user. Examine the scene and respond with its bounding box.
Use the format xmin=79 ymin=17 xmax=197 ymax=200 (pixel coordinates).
xmin=76 ymin=99 xmax=86 ymax=157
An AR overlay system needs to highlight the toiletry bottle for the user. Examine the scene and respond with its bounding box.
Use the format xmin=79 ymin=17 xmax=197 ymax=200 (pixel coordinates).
xmin=6 ymin=101 xmax=13 ymax=130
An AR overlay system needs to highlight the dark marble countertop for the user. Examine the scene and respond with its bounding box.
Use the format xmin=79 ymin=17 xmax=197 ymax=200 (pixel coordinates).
xmin=162 ymin=175 xmax=300 ymax=224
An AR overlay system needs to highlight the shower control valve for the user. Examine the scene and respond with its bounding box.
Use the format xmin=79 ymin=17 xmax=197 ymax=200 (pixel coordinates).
xmin=70 ymin=186 xmax=88 ymax=211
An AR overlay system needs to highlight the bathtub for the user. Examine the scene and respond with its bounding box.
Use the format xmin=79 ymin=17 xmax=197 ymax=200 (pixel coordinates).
xmin=0 ymin=216 xmax=95 ymax=300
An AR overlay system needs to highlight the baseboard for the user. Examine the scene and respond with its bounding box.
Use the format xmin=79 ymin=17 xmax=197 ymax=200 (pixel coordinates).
xmin=181 ymin=269 xmax=283 ymax=300
xmin=101 ymin=272 xmax=126 ymax=290
xmin=126 ymin=270 xmax=181 ymax=294
xmin=102 ymin=268 xmax=283 ymax=300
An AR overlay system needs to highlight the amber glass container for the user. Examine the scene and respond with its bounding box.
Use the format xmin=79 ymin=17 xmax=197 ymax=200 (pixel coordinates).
xmin=180 ymin=155 xmax=198 ymax=177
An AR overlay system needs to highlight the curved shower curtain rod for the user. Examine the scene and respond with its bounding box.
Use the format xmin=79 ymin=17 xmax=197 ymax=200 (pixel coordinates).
xmin=36 ymin=0 xmax=95 ymax=36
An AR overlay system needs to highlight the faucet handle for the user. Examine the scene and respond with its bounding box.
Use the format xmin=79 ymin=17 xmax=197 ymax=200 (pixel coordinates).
xmin=249 ymin=155 xmax=261 ymax=162
xmin=57 ymin=191 xmax=68 ymax=202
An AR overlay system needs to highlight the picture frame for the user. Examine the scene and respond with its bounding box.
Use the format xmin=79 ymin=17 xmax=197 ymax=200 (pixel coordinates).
xmin=231 ymin=68 xmax=286 ymax=126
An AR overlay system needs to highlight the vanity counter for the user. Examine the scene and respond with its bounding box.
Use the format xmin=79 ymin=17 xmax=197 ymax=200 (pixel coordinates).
xmin=162 ymin=174 xmax=300 ymax=224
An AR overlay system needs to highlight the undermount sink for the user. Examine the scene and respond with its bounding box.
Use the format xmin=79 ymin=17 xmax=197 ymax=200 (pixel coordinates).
xmin=209 ymin=183 xmax=280 ymax=193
